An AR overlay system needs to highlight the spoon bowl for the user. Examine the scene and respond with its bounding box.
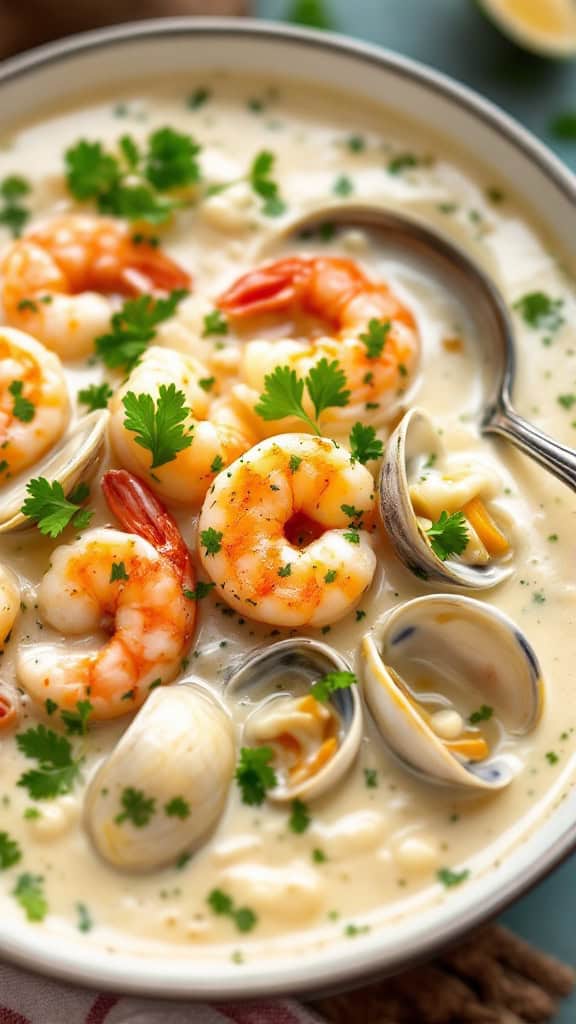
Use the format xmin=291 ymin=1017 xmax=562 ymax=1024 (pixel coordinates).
xmin=269 ymin=204 xmax=576 ymax=491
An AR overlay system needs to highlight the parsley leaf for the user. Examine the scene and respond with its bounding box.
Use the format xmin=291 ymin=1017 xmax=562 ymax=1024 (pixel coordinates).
xmin=349 ymin=422 xmax=384 ymax=464
xmin=514 ymin=292 xmax=564 ymax=333
xmin=289 ymin=799 xmax=311 ymax=834
xmin=122 ymin=383 xmax=194 ymax=469
xmin=469 ymin=704 xmax=494 ymax=725
xmin=95 ymin=290 xmax=188 ymax=371
xmin=9 ymin=380 xmax=35 ymax=422
xmin=550 ymin=111 xmax=576 ymax=140
xmin=13 ymin=873 xmax=48 ymax=922
xmin=437 ymin=867 xmax=470 ymax=888
xmin=249 ymin=150 xmax=286 ymax=217
xmin=200 ymin=527 xmax=223 ymax=556
xmin=78 ymin=382 xmax=113 ymax=411
xmin=76 ymin=902 xmax=93 ymax=933
xmin=0 ymin=831 xmax=22 ymax=870
xmin=359 ymin=319 xmax=391 ymax=359
xmin=165 ymin=796 xmax=190 ymax=818
xmin=16 ymin=725 xmax=82 ymax=799
xmin=311 ymin=670 xmax=357 ymax=703
xmin=110 ymin=561 xmax=129 ymax=582
xmin=207 ymin=888 xmax=257 ymax=933
xmin=21 ymin=478 xmax=93 ymax=538
xmin=183 ymin=581 xmax=216 ymax=601
xmin=288 ymin=0 xmax=334 ymax=28
xmin=115 ymin=787 xmax=156 ymax=827
xmin=426 ymin=510 xmax=469 ymax=561
xmin=65 ymin=140 xmax=120 ymax=201
xmin=203 ymin=309 xmax=228 ymax=336
xmin=145 ymin=127 xmax=201 ymax=190
xmin=255 ymin=360 xmax=349 ymax=433
xmin=60 ymin=700 xmax=93 ymax=736
xmin=235 ymin=746 xmax=277 ymax=805
xmin=0 ymin=175 xmax=31 ymax=237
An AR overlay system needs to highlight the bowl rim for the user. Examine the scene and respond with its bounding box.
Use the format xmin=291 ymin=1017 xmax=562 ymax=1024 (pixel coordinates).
xmin=0 ymin=15 xmax=575 ymax=1001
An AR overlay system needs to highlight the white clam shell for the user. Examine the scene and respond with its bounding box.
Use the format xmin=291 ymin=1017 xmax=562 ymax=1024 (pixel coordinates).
xmin=0 ymin=410 xmax=108 ymax=534
xmin=225 ymin=638 xmax=362 ymax=802
xmin=379 ymin=408 xmax=513 ymax=590
xmin=85 ymin=682 xmax=235 ymax=871
xmin=361 ymin=595 xmax=543 ymax=791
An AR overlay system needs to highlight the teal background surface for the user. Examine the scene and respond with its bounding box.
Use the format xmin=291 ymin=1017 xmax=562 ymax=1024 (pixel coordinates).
xmin=255 ymin=1 xmax=576 ymax=1018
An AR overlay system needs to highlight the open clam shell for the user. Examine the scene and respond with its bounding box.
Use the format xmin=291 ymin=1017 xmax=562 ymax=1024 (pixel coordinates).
xmin=85 ymin=681 xmax=235 ymax=871
xmin=0 ymin=410 xmax=108 ymax=534
xmin=361 ymin=595 xmax=543 ymax=791
xmin=379 ymin=408 xmax=513 ymax=590
xmin=225 ymin=638 xmax=362 ymax=803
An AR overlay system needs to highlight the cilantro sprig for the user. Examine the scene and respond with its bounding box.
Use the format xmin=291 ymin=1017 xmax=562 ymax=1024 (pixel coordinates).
xmin=122 ymin=383 xmax=194 ymax=469
xmin=95 ymin=289 xmax=188 ymax=372
xmin=425 ymin=510 xmax=469 ymax=561
xmin=78 ymin=382 xmax=113 ymax=411
xmin=310 ymin=670 xmax=357 ymax=704
xmin=16 ymin=725 xmax=82 ymax=799
xmin=349 ymin=422 xmax=384 ymax=464
xmin=255 ymin=360 xmax=350 ymax=434
xmin=235 ymin=746 xmax=277 ymax=806
xmin=21 ymin=479 xmax=93 ymax=538
xmin=65 ymin=128 xmax=201 ymax=224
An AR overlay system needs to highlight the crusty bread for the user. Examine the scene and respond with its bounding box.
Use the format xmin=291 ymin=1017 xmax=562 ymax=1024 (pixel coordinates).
xmin=0 ymin=1 xmax=248 ymax=59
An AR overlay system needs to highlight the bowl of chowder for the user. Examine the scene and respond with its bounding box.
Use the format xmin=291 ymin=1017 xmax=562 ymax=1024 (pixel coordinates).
xmin=0 ymin=16 xmax=575 ymax=1000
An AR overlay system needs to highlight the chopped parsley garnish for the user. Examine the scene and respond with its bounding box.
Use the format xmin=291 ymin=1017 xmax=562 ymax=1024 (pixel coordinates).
xmin=122 ymin=383 xmax=194 ymax=469
xmin=349 ymin=422 xmax=384 ymax=464
xmin=0 ymin=831 xmax=22 ymax=870
xmin=278 ymin=563 xmax=292 ymax=578
xmin=288 ymin=0 xmax=334 ymax=29
xmin=311 ymin=670 xmax=357 ymax=703
xmin=514 ymin=292 xmax=564 ymax=334
xmin=0 ymin=175 xmax=31 ymax=237
xmin=110 ymin=561 xmax=129 ymax=583
xmin=203 ymin=309 xmax=228 ymax=337
xmin=65 ymin=128 xmax=201 ymax=223
xmin=355 ymin=609 xmax=366 ymax=621
xmin=207 ymin=888 xmax=257 ymax=933
xmin=255 ymin=359 xmax=350 ymax=434
xmin=165 ymin=796 xmax=190 ymax=819
xmin=45 ymin=699 xmax=58 ymax=716
xmin=364 ymin=768 xmax=378 ymax=788
xmin=76 ymin=902 xmax=93 ymax=932
xmin=340 ymin=504 xmax=364 ymax=526
xmin=78 ymin=382 xmax=113 ymax=411
xmin=359 ymin=319 xmax=391 ymax=359
xmin=210 ymin=454 xmax=225 ymax=474
xmin=333 ymin=175 xmax=353 ymax=197
xmin=388 ymin=152 xmax=420 ymax=175
xmin=187 ymin=87 xmax=211 ymax=110
xmin=347 ymin=135 xmax=365 ymax=153
xmin=289 ymin=799 xmax=311 ymax=834
xmin=324 ymin=569 xmax=337 ymax=583
xmin=199 ymin=376 xmax=216 ymax=393
xmin=426 ymin=510 xmax=469 ymax=561
xmin=437 ymin=867 xmax=470 ymax=888
xmin=201 ymin=527 xmax=223 ymax=556
xmin=184 ymin=581 xmax=216 ymax=601
xmin=550 ymin=111 xmax=576 ymax=140
xmin=21 ymin=478 xmax=93 ymax=538
xmin=13 ymin=873 xmax=48 ymax=921
xmin=289 ymin=454 xmax=302 ymax=473
xmin=546 ymin=751 xmax=559 ymax=765
xmin=558 ymin=394 xmax=576 ymax=410
xmin=248 ymin=150 xmax=286 ymax=217
xmin=115 ymin=787 xmax=156 ymax=827
xmin=235 ymin=746 xmax=277 ymax=806
xmin=60 ymin=700 xmax=93 ymax=736
xmin=16 ymin=725 xmax=82 ymax=800
xmin=343 ymin=530 xmax=360 ymax=544
xmin=312 ymin=848 xmax=327 ymax=863
xmin=9 ymin=380 xmax=35 ymax=423
xmin=469 ymin=705 xmax=494 ymax=725
xmin=95 ymin=289 xmax=188 ymax=371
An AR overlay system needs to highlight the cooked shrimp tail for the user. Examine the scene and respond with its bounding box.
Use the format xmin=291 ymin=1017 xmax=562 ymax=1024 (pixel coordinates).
xmin=102 ymin=469 xmax=193 ymax=589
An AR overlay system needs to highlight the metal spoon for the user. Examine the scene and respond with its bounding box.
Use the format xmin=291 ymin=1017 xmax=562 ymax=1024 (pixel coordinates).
xmin=267 ymin=205 xmax=576 ymax=491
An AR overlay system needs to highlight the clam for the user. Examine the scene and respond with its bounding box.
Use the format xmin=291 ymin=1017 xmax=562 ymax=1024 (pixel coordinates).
xmin=0 ymin=410 xmax=108 ymax=534
xmin=225 ymin=638 xmax=362 ymax=802
xmin=361 ymin=594 xmax=543 ymax=791
xmin=379 ymin=408 xmax=513 ymax=590
xmin=85 ymin=681 xmax=235 ymax=871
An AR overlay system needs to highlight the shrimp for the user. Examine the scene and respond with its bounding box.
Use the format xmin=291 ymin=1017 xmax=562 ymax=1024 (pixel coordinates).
xmin=17 ymin=470 xmax=196 ymax=720
xmin=198 ymin=433 xmax=377 ymax=627
xmin=1 ymin=214 xmax=191 ymax=359
xmin=109 ymin=346 xmax=258 ymax=505
xmin=0 ymin=327 xmax=70 ymax=481
xmin=0 ymin=562 xmax=20 ymax=647
xmin=218 ymin=256 xmax=420 ymax=432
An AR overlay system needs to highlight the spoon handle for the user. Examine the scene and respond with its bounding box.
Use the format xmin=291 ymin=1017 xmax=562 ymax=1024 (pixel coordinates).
xmin=484 ymin=404 xmax=576 ymax=491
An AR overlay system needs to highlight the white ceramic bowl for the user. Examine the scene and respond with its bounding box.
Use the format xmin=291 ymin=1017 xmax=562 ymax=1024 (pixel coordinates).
xmin=1 ymin=17 xmax=575 ymax=1000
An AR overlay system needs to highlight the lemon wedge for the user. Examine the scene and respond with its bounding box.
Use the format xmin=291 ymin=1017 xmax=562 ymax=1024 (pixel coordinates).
xmin=479 ymin=0 xmax=576 ymax=57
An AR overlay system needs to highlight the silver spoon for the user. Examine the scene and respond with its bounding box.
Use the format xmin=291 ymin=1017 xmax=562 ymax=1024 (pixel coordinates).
xmin=267 ymin=205 xmax=576 ymax=491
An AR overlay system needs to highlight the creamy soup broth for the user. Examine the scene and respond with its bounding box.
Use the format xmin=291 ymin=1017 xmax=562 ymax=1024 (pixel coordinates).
xmin=0 ymin=74 xmax=575 ymax=963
